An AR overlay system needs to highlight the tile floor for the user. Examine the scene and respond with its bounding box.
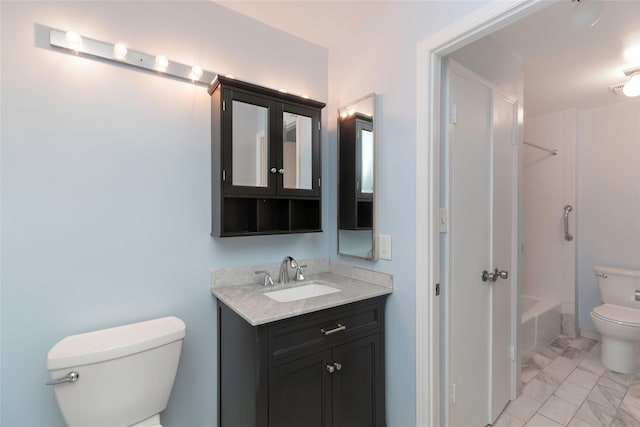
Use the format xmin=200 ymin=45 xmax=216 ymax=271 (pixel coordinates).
xmin=494 ymin=336 xmax=640 ymax=427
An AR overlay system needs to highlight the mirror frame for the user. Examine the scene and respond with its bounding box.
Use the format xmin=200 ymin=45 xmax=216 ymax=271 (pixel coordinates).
xmin=337 ymin=93 xmax=378 ymax=261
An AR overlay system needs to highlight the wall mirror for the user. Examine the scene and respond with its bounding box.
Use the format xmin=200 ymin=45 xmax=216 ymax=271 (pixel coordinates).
xmin=338 ymin=93 xmax=377 ymax=260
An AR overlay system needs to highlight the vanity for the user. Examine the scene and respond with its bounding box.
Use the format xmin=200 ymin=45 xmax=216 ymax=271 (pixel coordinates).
xmin=212 ymin=261 xmax=390 ymax=427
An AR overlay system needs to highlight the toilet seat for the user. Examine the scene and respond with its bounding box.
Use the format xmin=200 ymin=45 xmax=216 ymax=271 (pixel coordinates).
xmin=592 ymin=304 xmax=640 ymax=327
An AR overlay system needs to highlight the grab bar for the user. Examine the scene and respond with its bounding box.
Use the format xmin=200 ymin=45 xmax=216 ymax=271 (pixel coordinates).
xmin=564 ymin=205 xmax=573 ymax=241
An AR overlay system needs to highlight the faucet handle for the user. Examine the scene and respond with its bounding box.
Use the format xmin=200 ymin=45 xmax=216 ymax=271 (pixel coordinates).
xmin=255 ymin=270 xmax=274 ymax=286
xmin=295 ymin=265 xmax=308 ymax=281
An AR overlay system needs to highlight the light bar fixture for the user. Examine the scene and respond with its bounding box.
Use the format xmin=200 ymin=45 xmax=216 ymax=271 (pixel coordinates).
xmin=49 ymin=28 xmax=216 ymax=86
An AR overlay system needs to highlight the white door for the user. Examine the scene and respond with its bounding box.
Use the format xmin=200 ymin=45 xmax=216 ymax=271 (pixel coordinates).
xmin=447 ymin=60 xmax=516 ymax=426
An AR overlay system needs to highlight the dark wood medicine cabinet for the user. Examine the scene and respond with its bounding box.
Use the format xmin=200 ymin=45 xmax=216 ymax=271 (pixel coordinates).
xmin=208 ymin=76 xmax=325 ymax=237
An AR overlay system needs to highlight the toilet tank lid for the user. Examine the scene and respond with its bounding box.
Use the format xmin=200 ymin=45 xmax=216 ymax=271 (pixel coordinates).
xmin=47 ymin=316 xmax=186 ymax=370
xmin=594 ymin=265 xmax=640 ymax=278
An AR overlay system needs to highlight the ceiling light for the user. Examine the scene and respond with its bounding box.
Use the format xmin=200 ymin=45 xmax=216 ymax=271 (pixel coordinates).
xmin=623 ymin=73 xmax=640 ymax=98
xmin=570 ymin=0 xmax=602 ymax=29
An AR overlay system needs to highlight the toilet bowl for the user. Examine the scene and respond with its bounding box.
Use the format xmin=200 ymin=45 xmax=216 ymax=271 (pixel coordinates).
xmin=591 ymin=266 xmax=640 ymax=374
xmin=47 ymin=316 xmax=186 ymax=427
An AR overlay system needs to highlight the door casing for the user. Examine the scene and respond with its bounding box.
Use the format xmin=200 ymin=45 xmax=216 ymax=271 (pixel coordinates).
xmin=414 ymin=1 xmax=552 ymax=425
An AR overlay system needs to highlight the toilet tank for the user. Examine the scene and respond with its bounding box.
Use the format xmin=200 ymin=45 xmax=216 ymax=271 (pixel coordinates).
xmin=47 ymin=316 xmax=186 ymax=427
xmin=594 ymin=266 xmax=640 ymax=308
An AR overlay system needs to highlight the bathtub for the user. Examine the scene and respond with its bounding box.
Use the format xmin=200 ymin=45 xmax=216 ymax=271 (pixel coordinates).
xmin=521 ymin=295 xmax=561 ymax=358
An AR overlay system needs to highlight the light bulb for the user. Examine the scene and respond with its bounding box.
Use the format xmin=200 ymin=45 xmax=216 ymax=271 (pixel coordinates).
xmin=190 ymin=65 xmax=203 ymax=80
xmin=113 ymin=43 xmax=128 ymax=61
xmin=155 ymin=55 xmax=169 ymax=72
xmin=65 ymin=31 xmax=82 ymax=49
xmin=623 ymin=74 xmax=640 ymax=97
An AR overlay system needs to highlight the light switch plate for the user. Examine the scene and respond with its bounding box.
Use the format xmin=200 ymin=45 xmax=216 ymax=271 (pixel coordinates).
xmin=378 ymin=234 xmax=392 ymax=260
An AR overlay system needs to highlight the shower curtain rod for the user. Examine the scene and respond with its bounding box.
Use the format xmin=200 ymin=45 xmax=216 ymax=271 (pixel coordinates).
xmin=524 ymin=141 xmax=558 ymax=155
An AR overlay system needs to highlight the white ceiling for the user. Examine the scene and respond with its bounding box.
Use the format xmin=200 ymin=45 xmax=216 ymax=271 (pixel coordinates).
xmin=491 ymin=0 xmax=640 ymax=117
xmin=214 ymin=0 xmax=640 ymax=117
xmin=214 ymin=0 xmax=390 ymax=48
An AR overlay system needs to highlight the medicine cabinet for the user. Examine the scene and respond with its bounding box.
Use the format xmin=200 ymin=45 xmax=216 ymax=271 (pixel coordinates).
xmin=209 ymin=76 xmax=325 ymax=237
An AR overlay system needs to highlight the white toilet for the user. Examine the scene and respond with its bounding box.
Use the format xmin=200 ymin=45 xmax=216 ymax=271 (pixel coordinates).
xmin=47 ymin=316 xmax=186 ymax=427
xmin=591 ymin=265 xmax=640 ymax=374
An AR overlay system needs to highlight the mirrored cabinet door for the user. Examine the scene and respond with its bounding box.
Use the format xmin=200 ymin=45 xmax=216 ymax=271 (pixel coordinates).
xmin=278 ymin=104 xmax=320 ymax=197
xmin=223 ymin=90 xmax=276 ymax=195
xmin=232 ymin=100 xmax=269 ymax=188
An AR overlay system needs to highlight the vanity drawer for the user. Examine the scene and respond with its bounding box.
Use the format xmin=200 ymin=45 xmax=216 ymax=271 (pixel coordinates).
xmin=268 ymin=298 xmax=382 ymax=362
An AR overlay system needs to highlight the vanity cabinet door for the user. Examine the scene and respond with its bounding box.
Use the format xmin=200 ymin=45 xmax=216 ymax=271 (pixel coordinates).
xmin=222 ymin=89 xmax=277 ymax=196
xmin=331 ymin=335 xmax=384 ymax=427
xmin=268 ymin=351 xmax=332 ymax=427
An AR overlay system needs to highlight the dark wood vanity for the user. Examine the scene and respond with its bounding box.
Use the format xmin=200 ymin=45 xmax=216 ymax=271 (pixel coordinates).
xmin=208 ymin=77 xmax=325 ymax=237
xmin=217 ymin=296 xmax=387 ymax=427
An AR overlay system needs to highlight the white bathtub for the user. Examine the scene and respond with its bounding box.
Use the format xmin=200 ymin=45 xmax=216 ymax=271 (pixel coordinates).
xmin=521 ymin=295 xmax=561 ymax=358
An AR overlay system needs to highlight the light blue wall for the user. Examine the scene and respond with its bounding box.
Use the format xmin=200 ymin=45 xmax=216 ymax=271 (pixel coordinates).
xmin=0 ymin=1 xmax=498 ymax=426
xmin=1 ymin=2 xmax=327 ymax=426
xmin=327 ymin=2 xmax=490 ymax=426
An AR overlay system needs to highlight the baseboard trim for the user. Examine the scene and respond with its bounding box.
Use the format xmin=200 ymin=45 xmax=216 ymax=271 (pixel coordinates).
xmin=579 ymin=329 xmax=601 ymax=341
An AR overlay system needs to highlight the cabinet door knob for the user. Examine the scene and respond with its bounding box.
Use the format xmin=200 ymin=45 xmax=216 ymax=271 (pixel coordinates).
xmin=278 ymin=168 xmax=285 ymax=175
xmin=333 ymin=362 xmax=342 ymax=372
xmin=270 ymin=168 xmax=277 ymax=174
xmin=326 ymin=364 xmax=335 ymax=374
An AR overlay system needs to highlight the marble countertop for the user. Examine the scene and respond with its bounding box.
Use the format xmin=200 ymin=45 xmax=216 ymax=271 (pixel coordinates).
xmin=211 ymin=272 xmax=392 ymax=326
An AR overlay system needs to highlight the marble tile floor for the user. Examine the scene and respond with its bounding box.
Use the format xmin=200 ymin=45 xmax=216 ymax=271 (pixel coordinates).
xmin=494 ymin=336 xmax=640 ymax=427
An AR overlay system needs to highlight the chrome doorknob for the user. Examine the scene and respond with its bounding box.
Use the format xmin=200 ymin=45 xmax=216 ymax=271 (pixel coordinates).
xmin=482 ymin=270 xmax=496 ymax=282
xmin=278 ymin=168 xmax=285 ymax=175
xmin=270 ymin=168 xmax=277 ymax=174
xmin=481 ymin=269 xmax=509 ymax=282
xmin=326 ymin=364 xmax=335 ymax=374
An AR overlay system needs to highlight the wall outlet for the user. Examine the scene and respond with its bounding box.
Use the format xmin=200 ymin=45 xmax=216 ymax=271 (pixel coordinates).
xmin=378 ymin=234 xmax=392 ymax=260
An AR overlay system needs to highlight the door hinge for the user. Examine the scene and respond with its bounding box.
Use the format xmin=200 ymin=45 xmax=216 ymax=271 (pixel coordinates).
xmin=318 ymin=177 xmax=321 ymax=187
xmin=435 ymin=283 xmax=440 ymax=296
xmin=222 ymin=100 xmax=226 ymax=111
xmin=450 ymin=104 xmax=457 ymax=124
xmin=451 ymin=383 xmax=456 ymax=405
xmin=509 ymin=345 xmax=515 ymax=361
xmin=222 ymin=169 xmax=226 ymax=182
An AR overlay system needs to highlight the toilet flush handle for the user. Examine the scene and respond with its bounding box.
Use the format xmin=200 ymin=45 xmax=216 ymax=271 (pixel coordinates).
xmin=46 ymin=371 xmax=79 ymax=386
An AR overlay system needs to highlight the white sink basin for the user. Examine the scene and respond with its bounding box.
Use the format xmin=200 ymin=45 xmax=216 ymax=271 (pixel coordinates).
xmin=264 ymin=281 xmax=341 ymax=302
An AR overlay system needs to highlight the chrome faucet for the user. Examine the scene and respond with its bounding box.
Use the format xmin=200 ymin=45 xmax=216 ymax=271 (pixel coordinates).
xmin=278 ymin=256 xmax=299 ymax=284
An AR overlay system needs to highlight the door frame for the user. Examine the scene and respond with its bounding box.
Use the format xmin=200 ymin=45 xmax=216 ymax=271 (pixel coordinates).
xmin=414 ymin=1 xmax=550 ymax=425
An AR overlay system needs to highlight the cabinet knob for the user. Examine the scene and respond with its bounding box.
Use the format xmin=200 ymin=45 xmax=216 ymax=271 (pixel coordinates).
xmin=270 ymin=168 xmax=277 ymax=174
xmin=278 ymin=168 xmax=285 ymax=175
xmin=326 ymin=364 xmax=335 ymax=374
xmin=333 ymin=362 xmax=342 ymax=372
